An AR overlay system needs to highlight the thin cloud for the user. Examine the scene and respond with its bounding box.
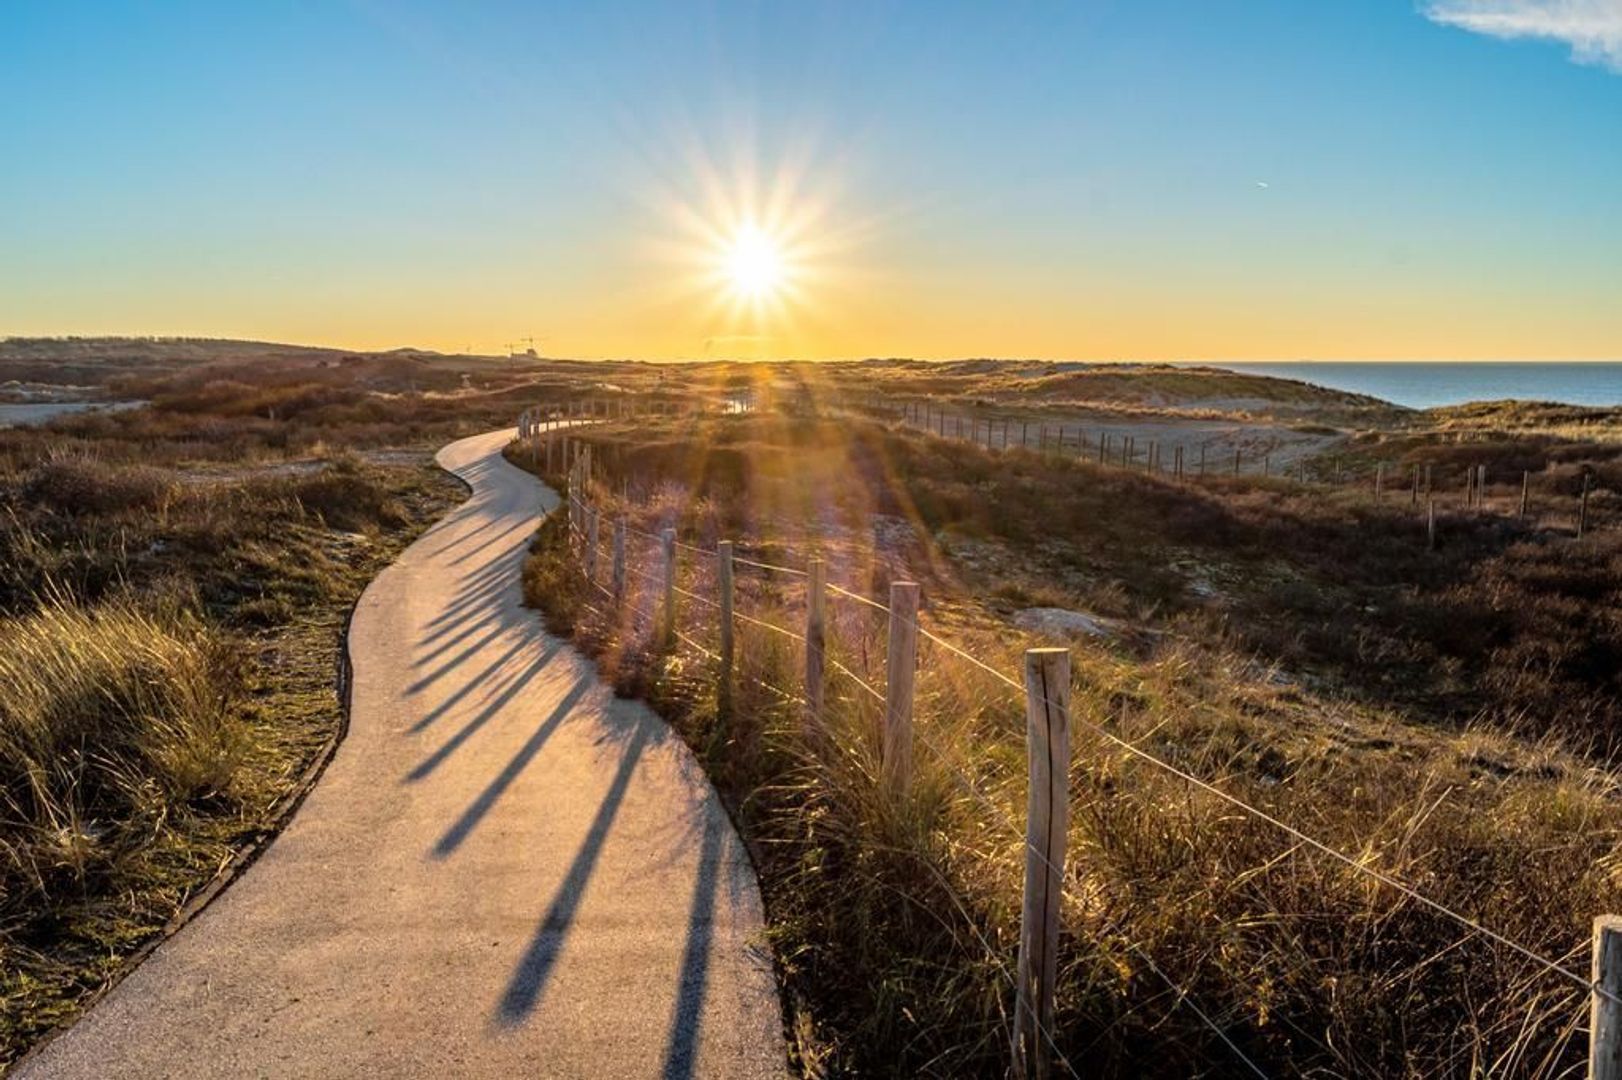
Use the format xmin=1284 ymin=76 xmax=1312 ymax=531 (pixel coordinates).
xmin=1424 ymin=0 xmax=1622 ymax=72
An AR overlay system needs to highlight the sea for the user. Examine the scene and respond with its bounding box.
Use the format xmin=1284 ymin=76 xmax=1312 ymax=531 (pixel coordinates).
xmin=1202 ymin=362 xmax=1622 ymax=410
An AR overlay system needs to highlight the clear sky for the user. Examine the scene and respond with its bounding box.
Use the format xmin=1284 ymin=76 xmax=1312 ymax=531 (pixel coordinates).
xmin=4 ymin=1 xmax=1620 ymax=360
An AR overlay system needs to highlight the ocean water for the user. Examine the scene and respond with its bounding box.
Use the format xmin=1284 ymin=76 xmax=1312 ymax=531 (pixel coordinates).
xmin=1207 ymin=362 xmax=1622 ymax=410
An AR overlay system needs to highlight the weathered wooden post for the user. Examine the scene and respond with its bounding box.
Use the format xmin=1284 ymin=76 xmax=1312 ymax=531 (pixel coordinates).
xmin=1098 ymin=432 xmax=1108 ymax=465
xmin=1411 ymin=467 xmax=1419 ymax=506
xmin=805 ymin=557 xmax=826 ymax=728
xmin=586 ymin=507 xmax=600 ymax=584
xmin=1375 ymin=463 xmax=1384 ymax=502
xmin=661 ymin=527 xmax=677 ymax=646
xmin=1424 ymin=464 xmax=1433 ymax=499
xmin=1466 ymin=465 xmax=1475 ymax=508
xmin=1122 ymin=435 xmax=1132 ymax=468
xmin=1591 ymin=916 xmax=1622 ymax=1080
xmin=1428 ymin=498 xmax=1437 ymax=551
xmin=612 ymin=518 xmax=626 ymax=602
xmin=1233 ymin=448 xmax=1241 ymax=477
xmin=1519 ymin=470 xmax=1529 ymax=519
xmin=718 ymin=540 xmax=735 ymax=713
xmin=1263 ymin=451 xmax=1271 ymax=478
xmin=1478 ymin=465 xmax=1488 ymax=509
xmin=883 ymin=582 xmax=919 ymax=797
xmin=1022 ymin=420 xmax=1029 ymax=448
xmin=1012 ymin=647 xmax=1071 ymax=1080
xmin=1580 ymin=473 xmax=1591 ymax=538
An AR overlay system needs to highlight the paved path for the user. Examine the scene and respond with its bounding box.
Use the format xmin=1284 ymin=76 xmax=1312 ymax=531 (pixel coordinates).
xmin=22 ymin=429 xmax=785 ymax=1079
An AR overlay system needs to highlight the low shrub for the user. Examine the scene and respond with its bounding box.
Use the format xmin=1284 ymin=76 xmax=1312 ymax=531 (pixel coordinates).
xmin=24 ymin=454 xmax=174 ymax=515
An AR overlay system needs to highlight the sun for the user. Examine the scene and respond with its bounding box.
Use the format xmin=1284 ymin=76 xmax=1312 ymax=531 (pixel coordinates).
xmin=723 ymin=223 xmax=787 ymax=300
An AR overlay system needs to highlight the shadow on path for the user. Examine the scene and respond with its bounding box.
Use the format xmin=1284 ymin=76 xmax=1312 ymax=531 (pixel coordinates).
xmin=406 ymin=638 xmax=564 ymax=781
xmin=660 ymin=810 xmax=724 ymax=1080
xmin=496 ymin=721 xmax=653 ymax=1025
xmin=431 ymin=677 xmax=594 ymax=858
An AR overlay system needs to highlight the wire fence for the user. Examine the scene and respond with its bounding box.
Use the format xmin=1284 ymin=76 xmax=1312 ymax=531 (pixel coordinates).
xmin=525 ymin=409 xmax=1620 ymax=1077
xmin=877 ymin=398 xmax=1608 ymax=538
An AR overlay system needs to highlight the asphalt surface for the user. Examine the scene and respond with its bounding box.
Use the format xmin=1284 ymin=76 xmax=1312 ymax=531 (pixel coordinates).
xmin=21 ymin=429 xmax=785 ymax=1079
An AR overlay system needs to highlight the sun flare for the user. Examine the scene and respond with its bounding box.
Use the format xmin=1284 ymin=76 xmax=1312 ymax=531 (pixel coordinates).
xmin=723 ymin=224 xmax=787 ymax=300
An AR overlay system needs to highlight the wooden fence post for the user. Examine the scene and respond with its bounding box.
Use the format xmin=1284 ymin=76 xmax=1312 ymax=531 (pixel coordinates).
xmin=883 ymin=582 xmax=919 ymax=797
xmin=1592 ymin=916 xmax=1622 ymax=1080
xmin=586 ymin=507 xmax=599 ymax=584
xmin=805 ymin=557 xmax=826 ymax=729
xmin=1411 ymin=467 xmax=1419 ymax=506
xmin=718 ymin=540 xmax=735 ymax=713
xmin=1428 ymin=498 xmax=1437 ymax=551
xmin=1580 ymin=473 xmax=1591 ymax=538
xmin=1520 ymin=470 xmax=1529 ymax=519
xmin=1013 ymin=647 xmax=1071 ymax=1080
xmin=661 ymin=527 xmax=677 ymax=646
xmin=1375 ymin=464 xmax=1384 ymax=502
xmin=612 ymin=518 xmax=626 ymax=602
xmin=1233 ymin=448 xmax=1241 ymax=476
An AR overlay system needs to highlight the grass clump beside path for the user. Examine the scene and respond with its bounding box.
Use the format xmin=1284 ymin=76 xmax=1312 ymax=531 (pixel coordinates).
xmin=0 ymin=596 xmax=242 ymax=887
xmin=0 ymin=596 xmax=249 ymax=1043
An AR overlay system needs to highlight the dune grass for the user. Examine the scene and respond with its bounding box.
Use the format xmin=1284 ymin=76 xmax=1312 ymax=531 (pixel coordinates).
xmin=515 ymin=408 xmax=1622 ymax=1076
xmin=0 ymin=593 xmax=243 ymax=918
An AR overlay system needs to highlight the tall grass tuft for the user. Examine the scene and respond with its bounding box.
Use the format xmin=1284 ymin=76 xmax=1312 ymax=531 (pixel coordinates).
xmin=0 ymin=591 xmax=243 ymax=911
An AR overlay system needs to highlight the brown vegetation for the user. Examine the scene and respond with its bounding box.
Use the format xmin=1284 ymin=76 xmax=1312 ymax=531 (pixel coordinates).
xmin=514 ymin=403 xmax=1622 ymax=1076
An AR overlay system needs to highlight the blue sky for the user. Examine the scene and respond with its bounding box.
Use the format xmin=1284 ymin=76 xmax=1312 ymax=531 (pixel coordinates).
xmin=3 ymin=1 xmax=1620 ymax=359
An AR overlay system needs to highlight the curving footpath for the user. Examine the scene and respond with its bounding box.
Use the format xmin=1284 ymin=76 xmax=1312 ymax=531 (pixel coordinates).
xmin=20 ymin=429 xmax=785 ymax=1079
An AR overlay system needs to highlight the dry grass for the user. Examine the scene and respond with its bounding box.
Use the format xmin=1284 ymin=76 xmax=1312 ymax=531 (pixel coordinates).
xmin=515 ymin=406 xmax=1622 ymax=1076
xmin=0 ymin=593 xmax=243 ymax=920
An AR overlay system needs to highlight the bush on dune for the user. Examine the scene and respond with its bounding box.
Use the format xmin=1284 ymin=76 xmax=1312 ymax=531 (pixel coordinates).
xmin=24 ymin=453 xmax=175 ymax=516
